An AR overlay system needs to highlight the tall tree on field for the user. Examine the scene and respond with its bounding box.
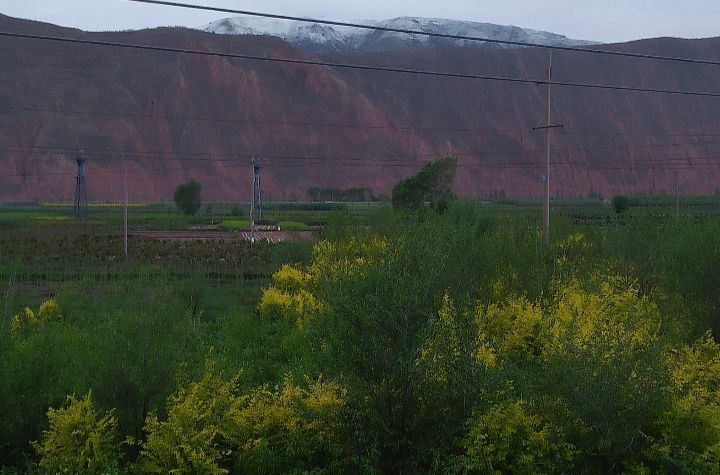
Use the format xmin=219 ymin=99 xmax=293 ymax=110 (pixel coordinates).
xmin=392 ymin=156 xmax=457 ymax=211
xmin=174 ymin=180 xmax=202 ymax=215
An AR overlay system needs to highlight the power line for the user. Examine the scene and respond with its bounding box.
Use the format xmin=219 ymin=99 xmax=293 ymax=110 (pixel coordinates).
xmin=130 ymin=0 xmax=720 ymax=68
xmin=2 ymin=136 xmax=720 ymax=163
xmin=4 ymin=151 xmax=720 ymax=179
xmin=2 ymin=31 xmax=720 ymax=98
xmin=4 ymin=105 xmax=720 ymax=141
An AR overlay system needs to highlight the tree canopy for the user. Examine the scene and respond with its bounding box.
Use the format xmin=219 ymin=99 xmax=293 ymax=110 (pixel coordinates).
xmin=391 ymin=156 xmax=457 ymax=211
xmin=611 ymin=194 xmax=630 ymax=214
xmin=173 ymin=179 xmax=202 ymax=215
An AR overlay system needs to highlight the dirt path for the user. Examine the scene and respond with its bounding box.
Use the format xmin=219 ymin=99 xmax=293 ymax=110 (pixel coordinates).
xmin=128 ymin=229 xmax=312 ymax=243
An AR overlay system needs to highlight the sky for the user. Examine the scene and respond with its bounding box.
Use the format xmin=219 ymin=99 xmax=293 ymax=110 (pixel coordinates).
xmin=2 ymin=0 xmax=720 ymax=44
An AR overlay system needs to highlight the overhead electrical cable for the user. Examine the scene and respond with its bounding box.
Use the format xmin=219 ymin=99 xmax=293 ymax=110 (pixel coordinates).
xmin=2 ymin=31 xmax=720 ymax=98
xmin=2 ymin=138 xmax=720 ymax=163
xmin=129 ymin=0 xmax=720 ymax=68
xmin=4 ymin=148 xmax=720 ymax=178
xmin=3 ymin=105 xmax=720 ymax=140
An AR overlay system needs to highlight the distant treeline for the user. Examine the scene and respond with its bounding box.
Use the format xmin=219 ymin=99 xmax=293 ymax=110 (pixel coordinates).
xmin=629 ymin=191 xmax=720 ymax=207
xmin=307 ymin=186 xmax=376 ymax=202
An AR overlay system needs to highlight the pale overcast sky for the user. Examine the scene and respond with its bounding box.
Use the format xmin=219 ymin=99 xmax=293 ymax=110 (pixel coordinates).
xmin=2 ymin=0 xmax=720 ymax=44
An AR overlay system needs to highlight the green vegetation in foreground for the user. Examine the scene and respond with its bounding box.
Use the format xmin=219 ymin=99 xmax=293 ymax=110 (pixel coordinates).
xmin=3 ymin=196 xmax=720 ymax=473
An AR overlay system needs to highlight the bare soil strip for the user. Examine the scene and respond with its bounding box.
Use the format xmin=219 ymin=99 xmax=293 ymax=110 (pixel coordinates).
xmin=128 ymin=230 xmax=312 ymax=243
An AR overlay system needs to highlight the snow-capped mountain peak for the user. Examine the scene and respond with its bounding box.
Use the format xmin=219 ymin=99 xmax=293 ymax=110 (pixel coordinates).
xmin=201 ymin=16 xmax=597 ymax=53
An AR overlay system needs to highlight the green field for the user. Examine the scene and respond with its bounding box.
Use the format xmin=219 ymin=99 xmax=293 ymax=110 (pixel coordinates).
xmin=3 ymin=196 xmax=720 ymax=473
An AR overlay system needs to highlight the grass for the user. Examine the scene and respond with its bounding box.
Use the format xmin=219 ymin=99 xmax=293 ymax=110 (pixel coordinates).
xmin=217 ymin=220 xmax=252 ymax=230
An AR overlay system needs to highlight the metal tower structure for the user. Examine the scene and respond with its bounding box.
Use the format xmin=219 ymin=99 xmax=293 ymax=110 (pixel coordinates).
xmin=250 ymin=157 xmax=263 ymax=243
xmin=73 ymin=149 xmax=89 ymax=219
xmin=253 ymin=157 xmax=263 ymax=221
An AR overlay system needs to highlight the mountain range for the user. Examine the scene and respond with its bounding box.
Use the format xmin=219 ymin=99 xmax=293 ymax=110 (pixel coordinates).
xmin=201 ymin=16 xmax=596 ymax=53
xmin=1 ymin=13 xmax=720 ymax=202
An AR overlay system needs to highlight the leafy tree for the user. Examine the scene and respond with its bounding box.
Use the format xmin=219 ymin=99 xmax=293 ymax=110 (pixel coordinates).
xmin=611 ymin=194 xmax=630 ymax=214
xmin=174 ymin=179 xmax=202 ymax=215
xmin=298 ymin=229 xmax=487 ymax=471
xmin=392 ymin=156 xmax=457 ymax=210
xmin=0 ymin=301 xmax=82 ymax=467
xmin=47 ymin=278 xmax=202 ymax=455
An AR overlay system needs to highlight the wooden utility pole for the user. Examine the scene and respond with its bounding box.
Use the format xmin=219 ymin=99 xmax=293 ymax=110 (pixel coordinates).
xmin=543 ymin=51 xmax=552 ymax=241
xmin=250 ymin=157 xmax=255 ymax=244
xmin=675 ymin=171 xmax=679 ymax=223
xmin=124 ymin=164 xmax=128 ymax=268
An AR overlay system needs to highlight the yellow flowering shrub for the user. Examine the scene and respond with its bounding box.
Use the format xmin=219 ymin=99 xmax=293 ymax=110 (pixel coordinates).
xmin=142 ymin=360 xmax=237 ymax=475
xmin=641 ymin=332 xmax=720 ymax=471
xmin=10 ymin=307 xmax=37 ymax=336
xmin=416 ymin=294 xmax=463 ymax=384
xmin=540 ymin=276 xmax=666 ymax=471
xmin=308 ymin=236 xmax=389 ymax=281
xmin=228 ymin=375 xmax=346 ymax=469
xmin=143 ymin=354 xmax=346 ymax=474
xmin=141 ymin=359 xmax=239 ymax=475
xmin=272 ymin=264 xmax=314 ymax=293
xmin=11 ymin=299 xmax=62 ymax=336
xmin=38 ymin=299 xmax=62 ymax=324
xmin=259 ymin=284 xmax=321 ymax=328
xmin=463 ymin=397 xmax=575 ymax=474
xmin=476 ymin=295 xmax=545 ymax=356
xmin=554 ymin=232 xmax=591 ymax=271
xmin=33 ymin=391 xmax=119 ymax=474
xmin=545 ymin=277 xmax=661 ymax=361
xmin=259 ymin=264 xmax=320 ymax=327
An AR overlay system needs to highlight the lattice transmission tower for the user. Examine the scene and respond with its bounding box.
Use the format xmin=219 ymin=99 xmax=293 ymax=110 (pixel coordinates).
xmin=73 ymin=149 xmax=89 ymax=219
xmin=250 ymin=157 xmax=263 ymax=243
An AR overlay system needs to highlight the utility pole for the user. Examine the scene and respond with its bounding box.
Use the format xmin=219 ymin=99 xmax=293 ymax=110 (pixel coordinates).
xmin=250 ymin=157 xmax=263 ymax=245
xmin=675 ymin=171 xmax=679 ymax=223
xmin=533 ymin=51 xmax=561 ymax=242
xmin=543 ymin=51 xmax=552 ymax=241
xmin=124 ymin=163 xmax=128 ymax=268
xmin=250 ymin=158 xmax=255 ymax=244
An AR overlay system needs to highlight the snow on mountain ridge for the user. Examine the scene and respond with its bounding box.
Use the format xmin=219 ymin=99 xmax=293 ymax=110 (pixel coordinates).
xmin=201 ymin=16 xmax=598 ymax=53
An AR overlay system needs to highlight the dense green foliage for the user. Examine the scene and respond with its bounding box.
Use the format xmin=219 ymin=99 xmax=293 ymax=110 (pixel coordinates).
xmin=173 ymin=179 xmax=203 ymax=215
xmin=217 ymin=219 xmax=252 ymax=230
xmin=611 ymin=194 xmax=630 ymax=214
xmin=391 ymin=156 xmax=457 ymax=211
xmin=5 ymin=199 xmax=720 ymax=473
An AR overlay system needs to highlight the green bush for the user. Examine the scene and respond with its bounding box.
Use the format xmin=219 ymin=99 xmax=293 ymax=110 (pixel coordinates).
xmin=33 ymin=391 xmax=120 ymax=474
xmin=217 ymin=220 xmax=251 ymax=230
